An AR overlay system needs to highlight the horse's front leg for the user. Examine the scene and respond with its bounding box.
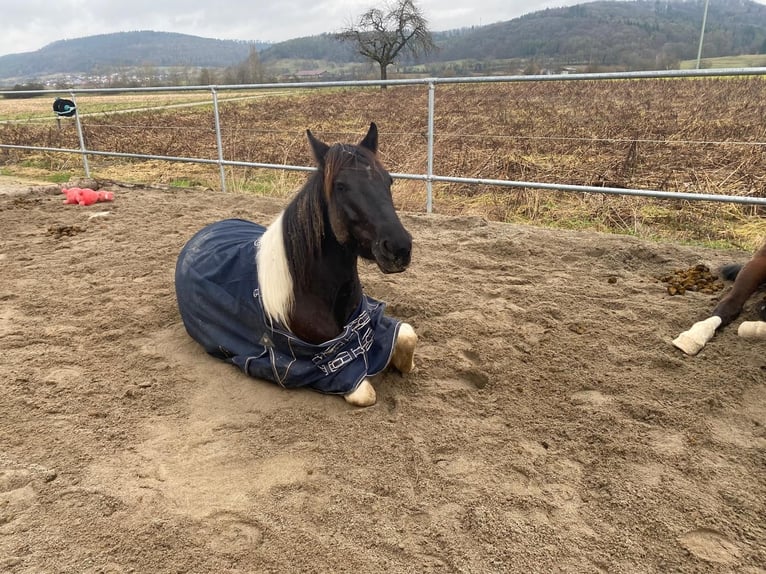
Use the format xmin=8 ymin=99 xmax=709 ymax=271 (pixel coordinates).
xmin=390 ymin=322 xmax=418 ymax=374
xmin=344 ymin=379 xmax=376 ymax=407
xmin=674 ymin=244 xmax=766 ymax=355
xmin=712 ymin=244 xmax=766 ymax=327
xmin=344 ymin=323 xmax=418 ymax=407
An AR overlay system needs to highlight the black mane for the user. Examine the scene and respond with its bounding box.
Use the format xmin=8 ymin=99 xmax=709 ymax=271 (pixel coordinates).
xmin=281 ymin=169 xmax=327 ymax=292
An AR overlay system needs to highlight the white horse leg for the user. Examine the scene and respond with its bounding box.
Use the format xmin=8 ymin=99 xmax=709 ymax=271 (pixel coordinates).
xmin=390 ymin=322 xmax=418 ymax=374
xmin=344 ymin=379 xmax=377 ymax=407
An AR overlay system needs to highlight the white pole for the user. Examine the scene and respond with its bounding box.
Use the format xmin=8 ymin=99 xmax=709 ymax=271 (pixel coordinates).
xmin=70 ymin=92 xmax=90 ymax=177
xmin=210 ymin=87 xmax=227 ymax=193
xmin=696 ymin=0 xmax=710 ymax=69
xmin=426 ymin=81 xmax=435 ymax=214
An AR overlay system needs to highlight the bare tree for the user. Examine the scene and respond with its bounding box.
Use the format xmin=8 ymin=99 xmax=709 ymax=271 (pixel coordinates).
xmin=224 ymin=46 xmax=266 ymax=85
xmin=335 ymin=0 xmax=435 ymax=85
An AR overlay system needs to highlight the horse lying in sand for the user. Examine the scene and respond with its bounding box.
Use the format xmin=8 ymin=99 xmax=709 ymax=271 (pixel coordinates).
xmin=673 ymin=242 xmax=766 ymax=355
xmin=175 ymin=123 xmax=417 ymax=406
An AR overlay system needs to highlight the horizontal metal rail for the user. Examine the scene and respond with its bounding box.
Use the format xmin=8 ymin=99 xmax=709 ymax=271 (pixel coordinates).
xmin=401 ymin=173 xmax=766 ymax=205
xmin=3 ymin=142 xmax=764 ymax=206
xmin=2 ymin=67 xmax=766 ymax=208
xmin=0 ymin=144 xmax=317 ymax=172
xmin=4 ymin=66 xmax=766 ymax=96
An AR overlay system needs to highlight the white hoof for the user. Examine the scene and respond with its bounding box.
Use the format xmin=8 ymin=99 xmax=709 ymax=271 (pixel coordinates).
xmin=738 ymin=320 xmax=766 ymax=339
xmin=391 ymin=322 xmax=417 ymax=374
xmin=672 ymin=316 xmax=721 ymax=356
xmin=344 ymin=379 xmax=377 ymax=407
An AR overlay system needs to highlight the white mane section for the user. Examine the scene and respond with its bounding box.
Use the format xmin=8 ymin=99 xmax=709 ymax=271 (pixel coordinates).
xmin=256 ymin=212 xmax=294 ymax=328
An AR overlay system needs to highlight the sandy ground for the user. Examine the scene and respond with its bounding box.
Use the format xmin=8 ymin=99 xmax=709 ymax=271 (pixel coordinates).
xmin=0 ymin=177 xmax=764 ymax=574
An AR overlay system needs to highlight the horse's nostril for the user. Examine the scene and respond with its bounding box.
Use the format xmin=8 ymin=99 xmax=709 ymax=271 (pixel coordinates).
xmin=381 ymin=239 xmax=410 ymax=261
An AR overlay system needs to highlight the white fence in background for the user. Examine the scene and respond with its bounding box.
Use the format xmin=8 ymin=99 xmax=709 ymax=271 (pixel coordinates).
xmin=2 ymin=68 xmax=766 ymax=210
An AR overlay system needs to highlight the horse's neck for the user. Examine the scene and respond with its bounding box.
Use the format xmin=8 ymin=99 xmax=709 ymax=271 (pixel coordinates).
xmin=292 ymin=243 xmax=363 ymax=343
xmin=257 ymin=211 xmax=363 ymax=344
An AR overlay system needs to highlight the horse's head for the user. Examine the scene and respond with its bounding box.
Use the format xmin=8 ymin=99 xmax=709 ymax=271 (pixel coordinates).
xmin=307 ymin=122 xmax=412 ymax=273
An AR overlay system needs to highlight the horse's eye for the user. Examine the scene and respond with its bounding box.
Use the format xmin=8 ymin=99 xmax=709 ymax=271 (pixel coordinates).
xmin=335 ymin=181 xmax=348 ymax=193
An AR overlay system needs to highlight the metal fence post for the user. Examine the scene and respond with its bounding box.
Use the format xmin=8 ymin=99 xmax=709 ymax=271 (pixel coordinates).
xmin=70 ymin=92 xmax=90 ymax=178
xmin=210 ymin=87 xmax=227 ymax=193
xmin=426 ymin=81 xmax=435 ymax=214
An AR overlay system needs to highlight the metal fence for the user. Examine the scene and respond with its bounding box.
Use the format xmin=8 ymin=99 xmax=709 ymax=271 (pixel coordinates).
xmin=2 ymin=67 xmax=766 ymax=209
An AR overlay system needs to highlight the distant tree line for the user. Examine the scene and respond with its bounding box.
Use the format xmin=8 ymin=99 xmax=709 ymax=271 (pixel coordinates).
xmin=2 ymin=83 xmax=46 ymax=98
xmin=4 ymin=0 xmax=766 ymax=89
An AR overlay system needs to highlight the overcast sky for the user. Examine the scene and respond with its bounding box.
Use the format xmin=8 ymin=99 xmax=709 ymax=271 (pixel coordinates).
xmin=0 ymin=0 xmax=591 ymax=58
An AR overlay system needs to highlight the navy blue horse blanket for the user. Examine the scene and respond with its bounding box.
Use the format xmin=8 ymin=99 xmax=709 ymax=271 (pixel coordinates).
xmin=175 ymin=218 xmax=401 ymax=395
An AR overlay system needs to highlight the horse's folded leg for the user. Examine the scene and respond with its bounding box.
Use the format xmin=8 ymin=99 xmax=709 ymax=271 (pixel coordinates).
xmin=391 ymin=322 xmax=418 ymax=374
xmin=344 ymin=379 xmax=377 ymax=407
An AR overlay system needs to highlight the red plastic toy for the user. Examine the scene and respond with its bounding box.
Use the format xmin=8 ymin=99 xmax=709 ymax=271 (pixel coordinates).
xmin=62 ymin=187 xmax=114 ymax=206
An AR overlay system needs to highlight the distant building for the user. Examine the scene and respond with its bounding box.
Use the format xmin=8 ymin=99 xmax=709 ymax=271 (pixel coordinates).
xmin=293 ymin=70 xmax=329 ymax=80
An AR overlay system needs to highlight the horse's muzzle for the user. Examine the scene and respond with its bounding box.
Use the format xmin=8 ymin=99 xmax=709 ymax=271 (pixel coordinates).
xmin=374 ymin=236 xmax=412 ymax=273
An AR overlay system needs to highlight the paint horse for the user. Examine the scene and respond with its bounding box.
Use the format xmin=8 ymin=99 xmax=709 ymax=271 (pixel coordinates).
xmin=673 ymin=242 xmax=766 ymax=354
xmin=175 ymin=123 xmax=417 ymax=406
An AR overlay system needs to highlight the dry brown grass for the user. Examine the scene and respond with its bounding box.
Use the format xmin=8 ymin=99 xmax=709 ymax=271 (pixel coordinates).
xmin=2 ymin=78 xmax=765 ymax=249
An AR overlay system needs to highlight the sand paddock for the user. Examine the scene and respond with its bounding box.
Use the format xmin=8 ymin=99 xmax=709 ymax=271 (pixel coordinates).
xmin=0 ymin=179 xmax=763 ymax=573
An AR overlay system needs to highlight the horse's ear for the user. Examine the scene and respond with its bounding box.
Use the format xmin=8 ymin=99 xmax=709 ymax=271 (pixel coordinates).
xmin=307 ymin=129 xmax=330 ymax=166
xmin=359 ymin=122 xmax=378 ymax=154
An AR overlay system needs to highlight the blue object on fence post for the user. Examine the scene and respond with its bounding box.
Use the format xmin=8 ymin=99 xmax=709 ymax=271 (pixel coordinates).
xmin=53 ymin=98 xmax=76 ymax=117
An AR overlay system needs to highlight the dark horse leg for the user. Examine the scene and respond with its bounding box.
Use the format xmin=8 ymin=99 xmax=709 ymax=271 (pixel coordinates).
xmin=673 ymin=242 xmax=766 ymax=354
xmin=712 ymin=243 xmax=766 ymax=327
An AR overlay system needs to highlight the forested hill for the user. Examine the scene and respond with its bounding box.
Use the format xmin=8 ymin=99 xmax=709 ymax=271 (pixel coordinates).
xmin=432 ymin=0 xmax=766 ymax=67
xmin=0 ymin=31 xmax=268 ymax=80
xmin=261 ymin=0 xmax=766 ymax=69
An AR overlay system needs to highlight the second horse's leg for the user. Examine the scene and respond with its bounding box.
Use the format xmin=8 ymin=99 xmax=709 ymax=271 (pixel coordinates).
xmin=713 ymin=243 xmax=766 ymax=326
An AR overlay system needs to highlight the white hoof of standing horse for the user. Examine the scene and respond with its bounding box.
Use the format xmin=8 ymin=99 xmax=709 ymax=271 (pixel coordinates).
xmin=344 ymin=379 xmax=377 ymax=407
xmin=391 ymin=322 xmax=418 ymax=374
